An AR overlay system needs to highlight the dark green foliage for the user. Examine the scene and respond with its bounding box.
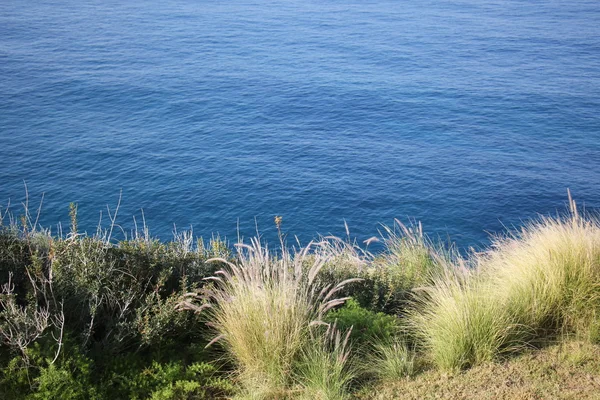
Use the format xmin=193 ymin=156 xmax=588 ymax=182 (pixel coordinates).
xmin=49 ymin=236 xmax=212 ymax=352
xmin=0 ymin=340 xmax=98 ymax=400
xmin=0 ymin=214 xmax=233 ymax=399
xmin=29 ymin=352 xmax=98 ymax=400
xmin=319 ymin=231 xmax=444 ymax=315
xmin=320 ymin=264 xmax=426 ymax=316
xmin=0 ymin=340 xmax=232 ymax=400
xmin=325 ymin=299 xmax=401 ymax=346
xmin=0 ymin=355 xmax=30 ymax=399
xmin=0 ymin=230 xmax=29 ymax=278
xmin=0 ymin=230 xmax=47 ymax=304
xmin=96 ymin=340 xmax=233 ymax=399
xmin=111 ymin=360 xmax=233 ymax=400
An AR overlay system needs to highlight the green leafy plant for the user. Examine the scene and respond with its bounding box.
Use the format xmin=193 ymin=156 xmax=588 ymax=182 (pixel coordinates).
xmin=122 ymin=361 xmax=233 ymax=400
xmin=324 ymin=299 xmax=401 ymax=346
xmin=0 ymin=340 xmax=98 ymax=400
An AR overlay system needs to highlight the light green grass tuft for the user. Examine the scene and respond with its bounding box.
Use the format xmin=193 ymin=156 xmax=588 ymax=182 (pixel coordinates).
xmin=410 ymin=201 xmax=600 ymax=371
xmin=295 ymin=324 xmax=356 ymax=400
xmin=410 ymin=268 xmax=522 ymax=371
xmin=181 ymin=237 xmax=359 ymax=397
xmin=482 ymin=213 xmax=600 ymax=343
xmin=376 ymin=220 xmax=443 ymax=287
xmin=366 ymin=337 xmax=417 ymax=381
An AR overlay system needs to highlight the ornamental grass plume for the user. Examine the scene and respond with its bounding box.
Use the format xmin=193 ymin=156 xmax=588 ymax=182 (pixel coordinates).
xmin=179 ymin=237 xmax=360 ymax=397
xmin=481 ymin=196 xmax=600 ymax=343
xmin=410 ymin=192 xmax=600 ymax=371
xmin=295 ymin=323 xmax=356 ymax=400
xmin=409 ymin=267 xmax=520 ymax=371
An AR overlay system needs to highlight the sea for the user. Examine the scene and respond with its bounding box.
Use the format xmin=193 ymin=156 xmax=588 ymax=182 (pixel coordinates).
xmin=1 ymin=0 xmax=599 ymax=251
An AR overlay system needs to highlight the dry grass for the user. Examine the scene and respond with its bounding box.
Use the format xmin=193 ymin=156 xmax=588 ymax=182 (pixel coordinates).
xmin=359 ymin=341 xmax=600 ymax=400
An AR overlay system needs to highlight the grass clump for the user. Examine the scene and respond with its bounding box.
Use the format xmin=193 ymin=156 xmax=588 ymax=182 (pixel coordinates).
xmin=410 ymin=268 xmax=521 ymax=371
xmin=181 ymin=237 xmax=359 ymax=397
xmin=374 ymin=221 xmax=442 ymax=288
xmin=366 ymin=338 xmax=417 ymax=382
xmin=410 ymin=196 xmax=600 ymax=371
xmin=318 ymin=220 xmax=445 ymax=315
xmin=364 ymin=221 xmax=444 ymax=314
xmin=295 ymin=324 xmax=356 ymax=400
xmin=483 ymin=212 xmax=600 ymax=343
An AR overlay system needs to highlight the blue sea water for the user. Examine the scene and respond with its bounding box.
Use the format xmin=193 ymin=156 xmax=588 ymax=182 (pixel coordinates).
xmin=1 ymin=0 xmax=599 ymax=250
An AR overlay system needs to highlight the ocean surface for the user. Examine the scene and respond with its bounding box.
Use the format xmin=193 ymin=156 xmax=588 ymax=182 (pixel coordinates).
xmin=1 ymin=0 xmax=599 ymax=250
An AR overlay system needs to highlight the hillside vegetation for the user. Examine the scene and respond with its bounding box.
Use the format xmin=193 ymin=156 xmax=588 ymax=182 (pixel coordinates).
xmin=1 ymin=195 xmax=599 ymax=399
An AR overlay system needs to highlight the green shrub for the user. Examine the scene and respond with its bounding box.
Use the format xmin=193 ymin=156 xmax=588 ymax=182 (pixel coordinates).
xmin=324 ymin=299 xmax=401 ymax=346
xmin=0 ymin=230 xmax=31 ymax=288
xmin=318 ymin=221 xmax=445 ymax=315
xmin=0 ymin=355 xmax=31 ymax=399
xmin=0 ymin=228 xmax=53 ymax=309
xmin=0 ymin=209 xmax=234 ymax=399
xmin=44 ymin=233 xmax=220 ymax=353
xmin=122 ymin=360 xmax=233 ymax=400
xmin=0 ymin=341 xmax=98 ymax=400
xmin=30 ymin=362 xmax=98 ymax=400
